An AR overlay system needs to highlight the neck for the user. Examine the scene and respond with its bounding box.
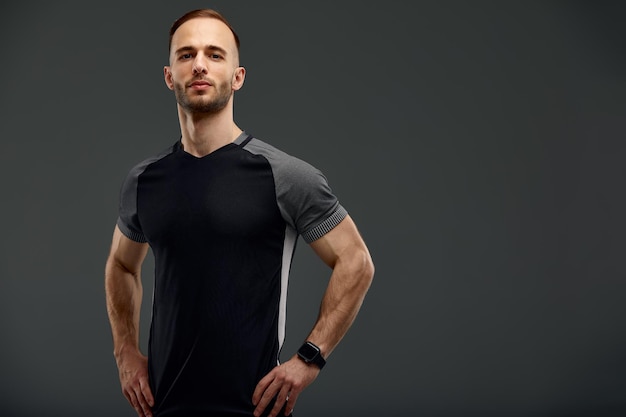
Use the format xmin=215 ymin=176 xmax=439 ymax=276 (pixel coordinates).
xmin=178 ymin=105 xmax=242 ymax=157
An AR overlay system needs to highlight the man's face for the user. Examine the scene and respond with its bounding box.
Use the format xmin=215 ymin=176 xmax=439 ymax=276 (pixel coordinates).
xmin=164 ymin=18 xmax=244 ymax=114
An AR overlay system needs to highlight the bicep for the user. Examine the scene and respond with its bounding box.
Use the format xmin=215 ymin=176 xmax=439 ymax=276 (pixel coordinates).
xmin=309 ymin=215 xmax=371 ymax=269
xmin=107 ymin=225 xmax=149 ymax=275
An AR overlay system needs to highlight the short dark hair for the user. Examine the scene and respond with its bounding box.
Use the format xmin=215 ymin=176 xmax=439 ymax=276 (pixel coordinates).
xmin=168 ymin=9 xmax=240 ymax=53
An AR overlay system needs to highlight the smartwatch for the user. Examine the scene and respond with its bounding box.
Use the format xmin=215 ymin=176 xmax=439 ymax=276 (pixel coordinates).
xmin=297 ymin=341 xmax=326 ymax=369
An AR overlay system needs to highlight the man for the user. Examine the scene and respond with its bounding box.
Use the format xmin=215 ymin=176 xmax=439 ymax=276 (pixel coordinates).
xmin=105 ymin=8 xmax=374 ymax=417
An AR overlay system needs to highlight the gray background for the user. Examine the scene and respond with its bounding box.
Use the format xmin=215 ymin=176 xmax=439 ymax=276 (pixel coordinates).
xmin=1 ymin=1 xmax=625 ymax=416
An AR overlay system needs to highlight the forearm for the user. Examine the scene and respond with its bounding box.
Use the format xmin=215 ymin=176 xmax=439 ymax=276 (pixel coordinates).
xmin=253 ymin=249 xmax=372 ymax=417
xmin=305 ymin=246 xmax=374 ymax=358
xmin=105 ymin=259 xmax=144 ymax=358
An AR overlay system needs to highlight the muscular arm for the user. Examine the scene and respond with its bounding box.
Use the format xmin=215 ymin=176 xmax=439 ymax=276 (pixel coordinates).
xmin=253 ymin=215 xmax=374 ymax=417
xmin=105 ymin=225 xmax=154 ymax=417
xmin=305 ymin=215 xmax=375 ymax=357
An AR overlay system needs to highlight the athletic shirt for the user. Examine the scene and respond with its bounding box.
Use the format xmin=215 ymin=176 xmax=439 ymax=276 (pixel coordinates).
xmin=116 ymin=132 xmax=347 ymax=417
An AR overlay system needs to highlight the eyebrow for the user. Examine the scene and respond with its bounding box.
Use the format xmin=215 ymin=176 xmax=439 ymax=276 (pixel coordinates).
xmin=174 ymin=45 xmax=228 ymax=56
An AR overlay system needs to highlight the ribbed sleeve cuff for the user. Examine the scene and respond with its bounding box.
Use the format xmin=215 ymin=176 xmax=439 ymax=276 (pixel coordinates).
xmin=302 ymin=206 xmax=348 ymax=243
xmin=116 ymin=218 xmax=148 ymax=243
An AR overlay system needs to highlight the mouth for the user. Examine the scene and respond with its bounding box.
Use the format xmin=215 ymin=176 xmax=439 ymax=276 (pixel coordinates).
xmin=188 ymin=80 xmax=212 ymax=89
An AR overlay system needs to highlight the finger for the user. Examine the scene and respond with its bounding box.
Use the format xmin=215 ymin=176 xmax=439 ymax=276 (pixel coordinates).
xmin=124 ymin=387 xmax=143 ymax=417
xmin=253 ymin=388 xmax=275 ymax=417
xmin=139 ymin=377 xmax=155 ymax=407
xmin=252 ymin=370 xmax=275 ymax=405
xmin=125 ymin=379 xmax=150 ymax=417
xmin=284 ymin=391 xmax=299 ymax=416
xmin=136 ymin=395 xmax=152 ymax=417
xmin=134 ymin=387 xmax=153 ymax=417
xmin=268 ymin=386 xmax=292 ymax=417
xmin=253 ymin=379 xmax=282 ymax=417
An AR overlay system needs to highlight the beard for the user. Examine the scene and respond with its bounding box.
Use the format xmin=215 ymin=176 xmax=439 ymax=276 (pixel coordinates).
xmin=173 ymin=78 xmax=232 ymax=114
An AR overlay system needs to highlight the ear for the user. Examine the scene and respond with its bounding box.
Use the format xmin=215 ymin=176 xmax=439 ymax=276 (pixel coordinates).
xmin=231 ymin=66 xmax=246 ymax=91
xmin=164 ymin=66 xmax=174 ymax=91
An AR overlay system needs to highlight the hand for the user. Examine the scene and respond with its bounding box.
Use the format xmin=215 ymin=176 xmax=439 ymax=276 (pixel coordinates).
xmin=252 ymin=355 xmax=320 ymax=417
xmin=116 ymin=348 xmax=154 ymax=417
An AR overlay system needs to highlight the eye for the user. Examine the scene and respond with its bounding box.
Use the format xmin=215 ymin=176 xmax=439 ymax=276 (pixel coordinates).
xmin=210 ymin=54 xmax=223 ymax=60
xmin=179 ymin=53 xmax=193 ymax=60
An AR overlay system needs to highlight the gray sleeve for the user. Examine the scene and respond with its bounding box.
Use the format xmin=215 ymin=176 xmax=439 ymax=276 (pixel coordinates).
xmin=116 ymin=145 xmax=174 ymax=243
xmin=262 ymin=145 xmax=347 ymax=243
xmin=234 ymin=136 xmax=349 ymax=242
xmin=116 ymin=163 xmax=148 ymax=243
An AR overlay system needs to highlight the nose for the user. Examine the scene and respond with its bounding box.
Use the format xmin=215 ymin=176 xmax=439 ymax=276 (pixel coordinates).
xmin=192 ymin=54 xmax=208 ymax=75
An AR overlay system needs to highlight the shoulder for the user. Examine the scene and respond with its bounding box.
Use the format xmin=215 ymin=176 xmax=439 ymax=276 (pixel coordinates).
xmin=125 ymin=142 xmax=178 ymax=179
xmin=121 ymin=142 xmax=180 ymax=182
xmin=239 ymin=134 xmax=346 ymax=240
xmin=118 ymin=141 xmax=178 ymax=199
xmin=241 ymin=136 xmax=324 ymax=181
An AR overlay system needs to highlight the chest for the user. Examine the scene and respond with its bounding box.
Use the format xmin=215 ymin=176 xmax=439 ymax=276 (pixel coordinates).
xmin=136 ymin=150 xmax=284 ymax=245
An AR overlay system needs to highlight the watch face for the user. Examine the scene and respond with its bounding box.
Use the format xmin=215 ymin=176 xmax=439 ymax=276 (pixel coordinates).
xmin=298 ymin=342 xmax=320 ymax=361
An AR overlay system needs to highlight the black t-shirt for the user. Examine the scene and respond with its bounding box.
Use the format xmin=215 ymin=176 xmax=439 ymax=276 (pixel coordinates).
xmin=117 ymin=132 xmax=346 ymax=416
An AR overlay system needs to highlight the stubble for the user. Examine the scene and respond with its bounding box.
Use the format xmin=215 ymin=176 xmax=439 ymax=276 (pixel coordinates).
xmin=173 ymin=78 xmax=232 ymax=114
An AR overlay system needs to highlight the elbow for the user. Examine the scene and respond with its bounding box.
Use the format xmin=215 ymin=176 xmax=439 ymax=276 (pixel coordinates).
xmin=364 ymin=253 xmax=375 ymax=288
xmin=353 ymin=247 xmax=375 ymax=292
